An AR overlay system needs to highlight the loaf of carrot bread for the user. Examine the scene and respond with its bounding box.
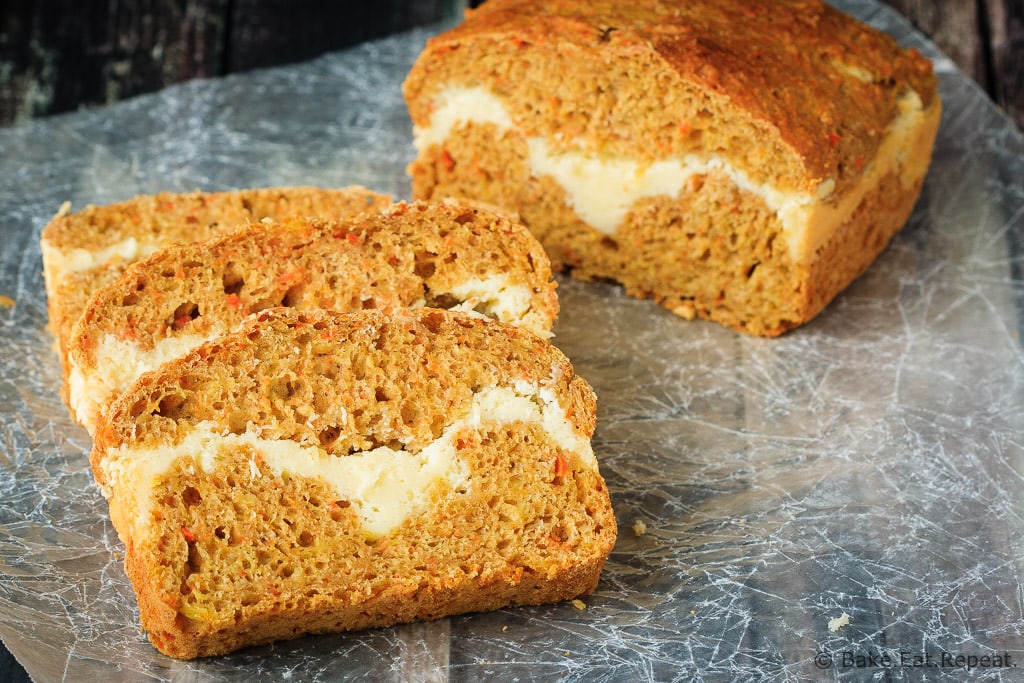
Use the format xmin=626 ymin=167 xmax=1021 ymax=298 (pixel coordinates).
xmin=403 ymin=0 xmax=942 ymax=335
xmin=67 ymin=200 xmax=559 ymax=433
xmin=91 ymin=307 xmax=616 ymax=659
xmin=41 ymin=186 xmax=391 ymax=388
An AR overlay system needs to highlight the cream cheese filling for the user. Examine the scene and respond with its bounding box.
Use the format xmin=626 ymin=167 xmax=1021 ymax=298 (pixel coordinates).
xmin=413 ymin=85 xmax=934 ymax=263
xmin=41 ymin=237 xmax=163 ymax=276
xmin=439 ymin=274 xmax=551 ymax=338
xmin=98 ymin=383 xmax=595 ymax=542
xmin=68 ymin=331 xmax=213 ymax=433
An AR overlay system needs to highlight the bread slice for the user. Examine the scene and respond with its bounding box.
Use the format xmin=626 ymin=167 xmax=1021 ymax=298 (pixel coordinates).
xmin=403 ymin=0 xmax=941 ymax=335
xmin=67 ymin=200 xmax=559 ymax=433
xmin=41 ymin=186 xmax=392 ymax=390
xmin=91 ymin=307 xmax=615 ymax=659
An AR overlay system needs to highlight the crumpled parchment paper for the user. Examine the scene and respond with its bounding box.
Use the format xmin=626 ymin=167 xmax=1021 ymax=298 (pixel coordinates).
xmin=1 ymin=1 xmax=1022 ymax=680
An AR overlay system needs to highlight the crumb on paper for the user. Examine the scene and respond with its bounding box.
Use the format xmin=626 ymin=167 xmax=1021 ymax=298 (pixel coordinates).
xmin=672 ymin=301 xmax=696 ymax=320
xmin=53 ymin=200 xmax=72 ymax=219
xmin=571 ymin=599 xmax=587 ymax=611
xmin=828 ymin=612 xmax=850 ymax=632
xmin=502 ymin=625 xmax=508 ymax=632
xmin=632 ymin=518 xmax=647 ymax=536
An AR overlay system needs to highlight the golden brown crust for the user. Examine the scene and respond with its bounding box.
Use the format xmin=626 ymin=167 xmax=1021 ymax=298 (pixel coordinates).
xmin=41 ymin=186 xmax=390 ymax=253
xmin=405 ymin=0 xmax=938 ymax=194
xmin=92 ymin=308 xmax=614 ymax=659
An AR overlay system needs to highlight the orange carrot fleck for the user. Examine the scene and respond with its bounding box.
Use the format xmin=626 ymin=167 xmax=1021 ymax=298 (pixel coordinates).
xmin=553 ymin=454 xmax=568 ymax=480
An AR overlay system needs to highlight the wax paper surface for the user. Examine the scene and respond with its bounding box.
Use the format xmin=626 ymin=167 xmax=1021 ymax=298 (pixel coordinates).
xmin=1 ymin=1 xmax=1022 ymax=681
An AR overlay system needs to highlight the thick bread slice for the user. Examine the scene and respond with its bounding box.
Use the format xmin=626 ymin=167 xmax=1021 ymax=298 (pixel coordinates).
xmin=403 ymin=0 xmax=941 ymax=335
xmin=41 ymin=186 xmax=391 ymax=391
xmin=67 ymin=200 xmax=559 ymax=434
xmin=91 ymin=307 xmax=616 ymax=659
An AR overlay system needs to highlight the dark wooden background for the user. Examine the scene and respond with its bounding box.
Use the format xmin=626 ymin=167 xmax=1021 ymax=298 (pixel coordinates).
xmin=0 ymin=0 xmax=1022 ymax=132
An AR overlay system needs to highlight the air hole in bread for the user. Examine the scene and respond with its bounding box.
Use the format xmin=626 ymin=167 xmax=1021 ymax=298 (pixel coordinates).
xmin=351 ymin=356 xmax=368 ymax=380
xmin=157 ymin=393 xmax=186 ymax=418
xmin=414 ymin=251 xmax=437 ymax=278
xmin=361 ymin=297 xmax=376 ymax=310
xmin=121 ymin=280 xmax=145 ymax=306
xmin=270 ymin=376 xmax=297 ymax=400
xmin=227 ymin=412 xmax=248 ymax=434
xmin=400 ymin=401 xmax=419 ymax=426
xmin=171 ymin=301 xmax=200 ymax=330
xmin=297 ymin=531 xmax=314 ymax=547
xmin=186 ymin=539 xmax=202 ymax=572
xmin=328 ymin=501 xmax=350 ymax=522
xmin=318 ymin=425 xmax=341 ymax=446
xmin=282 ymin=284 xmax=304 ymax=307
xmin=422 ymin=290 xmax=460 ymax=309
xmin=182 ymin=486 xmax=202 ymax=508
xmin=223 ymin=264 xmax=244 ymax=296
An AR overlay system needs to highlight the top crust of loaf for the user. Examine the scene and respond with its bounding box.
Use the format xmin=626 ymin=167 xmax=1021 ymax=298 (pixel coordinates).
xmin=41 ymin=186 xmax=390 ymax=253
xmin=403 ymin=0 xmax=938 ymax=195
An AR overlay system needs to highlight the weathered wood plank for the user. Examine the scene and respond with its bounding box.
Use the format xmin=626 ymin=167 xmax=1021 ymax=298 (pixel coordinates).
xmin=0 ymin=0 xmax=461 ymax=126
xmin=982 ymin=0 xmax=1024 ymax=126
xmin=882 ymin=0 xmax=988 ymax=83
xmin=0 ymin=0 xmax=229 ymax=123
xmin=881 ymin=0 xmax=1023 ymax=130
xmin=0 ymin=1 xmax=1021 ymax=131
xmin=226 ymin=0 xmax=461 ymax=71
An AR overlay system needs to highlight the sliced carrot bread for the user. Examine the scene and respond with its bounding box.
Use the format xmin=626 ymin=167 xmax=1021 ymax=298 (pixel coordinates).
xmin=41 ymin=186 xmax=391 ymax=387
xmin=403 ymin=0 xmax=941 ymax=335
xmin=91 ymin=307 xmax=616 ymax=659
xmin=67 ymin=200 xmax=559 ymax=433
